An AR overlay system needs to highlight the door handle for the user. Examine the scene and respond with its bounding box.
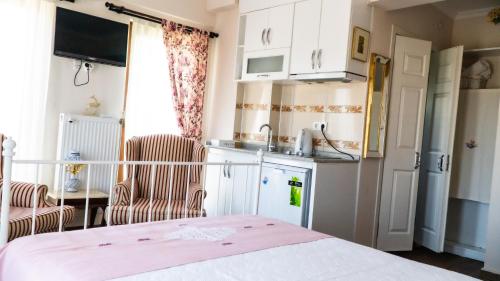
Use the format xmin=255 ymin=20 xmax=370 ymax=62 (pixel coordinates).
xmin=317 ymin=49 xmax=322 ymax=69
xmin=227 ymin=162 xmax=231 ymax=179
xmin=414 ymin=152 xmax=421 ymax=170
xmin=438 ymin=154 xmax=445 ymax=172
xmin=223 ymin=161 xmax=227 ymax=178
xmin=261 ymin=28 xmax=266 ymax=46
xmin=311 ymin=50 xmax=316 ymax=70
xmin=266 ymin=28 xmax=271 ymax=45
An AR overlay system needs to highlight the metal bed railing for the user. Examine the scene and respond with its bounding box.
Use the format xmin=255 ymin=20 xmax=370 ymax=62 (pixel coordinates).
xmin=0 ymin=138 xmax=264 ymax=246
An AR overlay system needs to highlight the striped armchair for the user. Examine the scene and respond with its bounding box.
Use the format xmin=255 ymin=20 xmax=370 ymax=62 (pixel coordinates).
xmin=0 ymin=134 xmax=75 ymax=241
xmin=107 ymin=134 xmax=206 ymax=225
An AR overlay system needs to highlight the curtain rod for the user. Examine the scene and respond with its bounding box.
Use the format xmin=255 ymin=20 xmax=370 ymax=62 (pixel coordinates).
xmin=105 ymin=2 xmax=219 ymax=39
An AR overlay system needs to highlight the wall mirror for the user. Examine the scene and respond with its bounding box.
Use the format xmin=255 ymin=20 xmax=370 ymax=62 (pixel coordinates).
xmin=363 ymin=53 xmax=391 ymax=158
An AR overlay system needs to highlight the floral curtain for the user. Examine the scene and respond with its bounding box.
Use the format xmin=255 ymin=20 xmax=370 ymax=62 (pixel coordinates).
xmin=161 ymin=20 xmax=210 ymax=141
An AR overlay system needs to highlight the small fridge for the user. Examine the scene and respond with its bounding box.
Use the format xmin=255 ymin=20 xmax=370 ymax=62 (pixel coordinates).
xmin=258 ymin=163 xmax=312 ymax=227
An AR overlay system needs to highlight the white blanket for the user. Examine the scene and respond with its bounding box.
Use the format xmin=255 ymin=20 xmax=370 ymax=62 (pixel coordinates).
xmin=114 ymin=238 xmax=477 ymax=281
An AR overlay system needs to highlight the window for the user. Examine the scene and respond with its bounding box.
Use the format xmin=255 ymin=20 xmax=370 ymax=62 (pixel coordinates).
xmin=125 ymin=20 xmax=180 ymax=140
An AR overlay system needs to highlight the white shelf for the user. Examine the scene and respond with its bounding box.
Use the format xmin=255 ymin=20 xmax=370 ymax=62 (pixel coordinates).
xmin=464 ymin=47 xmax=500 ymax=57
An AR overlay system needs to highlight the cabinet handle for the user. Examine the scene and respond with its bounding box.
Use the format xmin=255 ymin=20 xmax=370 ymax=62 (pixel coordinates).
xmin=414 ymin=152 xmax=421 ymax=170
xmin=223 ymin=161 xmax=227 ymax=178
xmin=317 ymin=49 xmax=323 ymax=69
xmin=438 ymin=154 xmax=445 ymax=172
xmin=311 ymin=50 xmax=316 ymax=69
xmin=266 ymin=28 xmax=271 ymax=45
xmin=261 ymin=29 xmax=266 ymax=46
xmin=446 ymin=155 xmax=451 ymax=172
xmin=227 ymin=163 xmax=231 ymax=179
xmin=257 ymin=74 xmax=270 ymax=78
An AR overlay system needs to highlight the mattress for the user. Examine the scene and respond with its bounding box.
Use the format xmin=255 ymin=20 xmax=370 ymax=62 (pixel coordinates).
xmin=0 ymin=215 xmax=478 ymax=281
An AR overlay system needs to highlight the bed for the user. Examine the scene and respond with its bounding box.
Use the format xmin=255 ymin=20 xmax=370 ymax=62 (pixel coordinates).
xmin=0 ymin=215 xmax=477 ymax=281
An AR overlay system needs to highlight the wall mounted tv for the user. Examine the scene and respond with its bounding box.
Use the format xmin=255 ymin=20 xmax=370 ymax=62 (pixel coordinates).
xmin=54 ymin=7 xmax=128 ymax=67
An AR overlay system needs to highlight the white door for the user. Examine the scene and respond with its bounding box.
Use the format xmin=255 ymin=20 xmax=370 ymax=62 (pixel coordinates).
xmin=377 ymin=36 xmax=432 ymax=251
xmin=267 ymin=4 xmax=295 ymax=50
xmin=415 ymin=46 xmax=463 ymax=252
xmin=289 ymin=0 xmax=321 ymax=75
xmin=244 ymin=9 xmax=269 ymax=52
xmin=317 ymin=0 xmax=350 ymax=72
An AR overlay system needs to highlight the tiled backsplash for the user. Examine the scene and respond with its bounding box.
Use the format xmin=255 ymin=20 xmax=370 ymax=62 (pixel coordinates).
xmin=234 ymin=82 xmax=367 ymax=155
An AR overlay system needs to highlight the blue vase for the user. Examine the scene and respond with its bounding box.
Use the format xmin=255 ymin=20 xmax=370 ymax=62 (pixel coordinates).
xmin=65 ymin=174 xmax=80 ymax=193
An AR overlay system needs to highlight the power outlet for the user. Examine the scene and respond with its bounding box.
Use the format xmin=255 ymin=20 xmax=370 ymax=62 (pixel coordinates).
xmin=312 ymin=121 xmax=327 ymax=131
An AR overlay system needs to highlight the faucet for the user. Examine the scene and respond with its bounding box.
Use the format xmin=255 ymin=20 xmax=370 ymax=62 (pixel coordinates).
xmin=259 ymin=124 xmax=276 ymax=152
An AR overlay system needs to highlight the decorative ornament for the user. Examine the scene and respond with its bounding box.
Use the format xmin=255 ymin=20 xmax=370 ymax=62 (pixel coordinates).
xmin=487 ymin=8 xmax=500 ymax=25
xmin=84 ymin=95 xmax=101 ymax=116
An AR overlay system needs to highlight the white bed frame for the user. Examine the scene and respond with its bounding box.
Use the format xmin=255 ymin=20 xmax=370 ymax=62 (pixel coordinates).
xmin=0 ymin=138 xmax=264 ymax=246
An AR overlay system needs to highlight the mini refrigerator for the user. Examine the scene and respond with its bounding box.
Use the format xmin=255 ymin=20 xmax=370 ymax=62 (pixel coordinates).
xmin=258 ymin=163 xmax=312 ymax=227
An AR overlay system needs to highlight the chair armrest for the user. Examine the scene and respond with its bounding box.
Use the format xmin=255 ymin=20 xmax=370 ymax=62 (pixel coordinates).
xmin=190 ymin=142 xmax=206 ymax=184
xmin=187 ymin=182 xmax=206 ymax=210
xmin=1 ymin=181 xmax=54 ymax=208
xmin=112 ymin=178 xmax=139 ymax=206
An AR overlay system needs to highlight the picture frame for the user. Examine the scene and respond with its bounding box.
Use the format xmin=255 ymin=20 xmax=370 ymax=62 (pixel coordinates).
xmin=351 ymin=27 xmax=370 ymax=62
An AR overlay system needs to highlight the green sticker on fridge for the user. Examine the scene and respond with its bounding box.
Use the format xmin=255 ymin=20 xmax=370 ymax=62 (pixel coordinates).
xmin=289 ymin=176 xmax=302 ymax=207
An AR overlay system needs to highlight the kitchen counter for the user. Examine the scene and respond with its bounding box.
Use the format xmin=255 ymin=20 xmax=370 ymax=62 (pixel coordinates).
xmin=206 ymin=145 xmax=359 ymax=164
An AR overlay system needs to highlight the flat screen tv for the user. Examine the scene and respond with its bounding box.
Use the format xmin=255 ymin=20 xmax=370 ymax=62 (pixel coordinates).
xmin=54 ymin=7 xmax=128 ymax=67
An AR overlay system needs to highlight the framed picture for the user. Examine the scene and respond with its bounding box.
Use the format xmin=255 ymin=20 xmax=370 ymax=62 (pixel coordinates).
xmin=351 ymin=27 xmax=370 ymax=62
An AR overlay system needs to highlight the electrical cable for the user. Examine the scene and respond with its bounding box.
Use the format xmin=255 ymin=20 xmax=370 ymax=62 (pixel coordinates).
xmin=321 ymin=124 xmax=356 ymax=160
xmin=74 ymin=59 xmax=90 ymax=87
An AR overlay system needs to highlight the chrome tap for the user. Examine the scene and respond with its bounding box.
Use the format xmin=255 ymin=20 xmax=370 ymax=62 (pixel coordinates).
xmin=259 ymin=124 xmax=276 ymax=152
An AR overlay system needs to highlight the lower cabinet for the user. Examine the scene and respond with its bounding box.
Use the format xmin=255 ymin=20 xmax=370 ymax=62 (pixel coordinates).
xmin=204 ymin=149 xmax=260 ymax=217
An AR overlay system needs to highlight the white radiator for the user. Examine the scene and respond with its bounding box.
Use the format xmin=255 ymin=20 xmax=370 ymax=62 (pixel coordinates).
xmin=54 ymin=113 xmax=122 ymax=193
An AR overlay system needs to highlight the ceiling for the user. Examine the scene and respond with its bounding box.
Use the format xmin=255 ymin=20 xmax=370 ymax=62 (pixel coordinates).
xmin=433 ymin=0 xmax=499 ymax=18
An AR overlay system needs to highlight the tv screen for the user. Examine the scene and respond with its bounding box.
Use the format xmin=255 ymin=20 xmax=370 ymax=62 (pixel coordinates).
xmin=54 ymin=7 xmax=128 ymax=67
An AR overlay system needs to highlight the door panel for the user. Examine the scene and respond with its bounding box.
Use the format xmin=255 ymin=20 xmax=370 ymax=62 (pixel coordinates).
xmin=378 ymin=36 xmax=432 ymax=251
xmin=267 ymin=4 xmax=294 ymax=49
xmin=244 ymin=10 xmax=269 ymax=52
xmin=415 ymin=46 xmax=463 ymax=252
xmin=289 ymin=0 xmax=321 ymax=75
xmin=317 ymin=0 xmax=350 ymax=72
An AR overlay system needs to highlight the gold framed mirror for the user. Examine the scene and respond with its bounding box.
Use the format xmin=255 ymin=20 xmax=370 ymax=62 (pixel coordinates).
xmin=363 ymin=53 xmax=391 ymax=158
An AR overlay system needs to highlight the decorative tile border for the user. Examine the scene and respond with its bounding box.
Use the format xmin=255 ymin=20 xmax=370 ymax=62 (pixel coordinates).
xmin=327 ymin=105 xmax=363 ymax=113
xmin=238 ymin=101 xmax=362 ymax=113
xmin=277 ymin=135 xmax=360 ymax=150
xmin=235 ymin=103 xmax=269 ymax=111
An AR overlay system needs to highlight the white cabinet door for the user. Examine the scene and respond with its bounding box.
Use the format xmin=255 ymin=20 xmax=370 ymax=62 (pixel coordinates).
xmin=225 ymin=153 xmax=259 ymax=215
xmin=415 ymin=46 xmax=463 ymax=253
xmin=244 ymin=9 xmax=269 ymax=52
xmin=377 ymin=36 xmax=432 ymax=251
xmin=317 ymin=0 xmax=350 ymax=72
xmin=289 ymin=0 xmax=321 ymax=75
xmin=267 ymin=4 xmax=294 ymax=50
xmin=204 ymin=152 xmax=227 ymax=217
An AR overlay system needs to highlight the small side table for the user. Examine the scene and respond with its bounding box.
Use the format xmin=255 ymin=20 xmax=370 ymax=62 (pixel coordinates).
xmin=47 ymin=189 xmax=109 ymax=228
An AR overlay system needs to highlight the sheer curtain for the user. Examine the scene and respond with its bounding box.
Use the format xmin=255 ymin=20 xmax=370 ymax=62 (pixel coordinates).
xmin=125 ymin=20 xmax=180 ymax=141
xmin=0 ymin=0 xmax=55 ymax=181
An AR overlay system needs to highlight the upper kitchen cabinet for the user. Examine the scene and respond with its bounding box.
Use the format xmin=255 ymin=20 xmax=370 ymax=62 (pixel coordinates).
xmin=240 ymin=0 xmax=296 ymax=14
xmin=290 ymin=0 xmax=371 ymax=82
xmin=243 ymin=4 xmax=294 ymax=52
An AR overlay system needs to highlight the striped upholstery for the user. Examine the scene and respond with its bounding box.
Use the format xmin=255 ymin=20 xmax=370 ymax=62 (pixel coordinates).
xmin=110 ymin=134 xmax=206 ymax=225
xmin=6 ymin=205 xmax=74 ymax=242
xmin=0 ymin=133 xmax=75 ymax=241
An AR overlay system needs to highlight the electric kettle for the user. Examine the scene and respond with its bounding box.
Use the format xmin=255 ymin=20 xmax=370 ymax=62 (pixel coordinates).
xmin=294 ymin=129 xmax=313 ymax=157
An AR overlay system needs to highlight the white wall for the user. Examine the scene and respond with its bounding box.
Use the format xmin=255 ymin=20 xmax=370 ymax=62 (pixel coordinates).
xmin=204 ymin=7 xmax=240 ymax=140
xmin=452 ymin=15 xmax=500 ymax=50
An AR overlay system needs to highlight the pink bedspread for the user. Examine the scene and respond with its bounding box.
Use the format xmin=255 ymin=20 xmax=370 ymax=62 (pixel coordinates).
xmin=0 ymin=215 xmax=329 ymax=281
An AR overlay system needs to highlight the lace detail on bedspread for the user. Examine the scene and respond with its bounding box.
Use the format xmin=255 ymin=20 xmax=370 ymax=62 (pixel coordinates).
xmin=165 ymin=227 xmax=236 ymax=241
